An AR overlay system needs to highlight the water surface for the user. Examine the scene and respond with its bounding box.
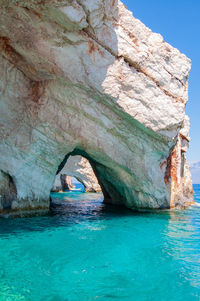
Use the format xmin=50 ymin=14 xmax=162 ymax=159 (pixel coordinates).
xmin=0 ymin=185 xmax=200 ymax=300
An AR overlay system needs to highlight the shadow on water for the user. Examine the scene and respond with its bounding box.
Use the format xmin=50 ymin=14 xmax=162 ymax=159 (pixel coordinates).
xmin=0 ymin=189 xmax=199 ymax=237
xmin=0 ymin=192 xmax=139 ymax=237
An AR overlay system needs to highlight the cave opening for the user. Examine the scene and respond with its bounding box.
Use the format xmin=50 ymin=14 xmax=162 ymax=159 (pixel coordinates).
xmin=49 ymin=148 xmax=134 ymax=218
xmin=51 ymin=148 xmax=103 ymax=197
xmin=50 ymin=146 xmax=129 ymax=214
xmin=71 ymin=177 xmax=85 ymax=192
xmin=50 ymin=149 xmax=107 ymax=214
xmin=0 ymin=171 xmax=17 ymax=211
xmin=52 ymin=147 xmax=127 ymax=208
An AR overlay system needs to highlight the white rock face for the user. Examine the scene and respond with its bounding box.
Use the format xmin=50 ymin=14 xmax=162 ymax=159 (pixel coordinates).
xmin=0 ymin=0 xmax=194 ymax=213
xmin=52 ymin=155 xmax=102 ymax=192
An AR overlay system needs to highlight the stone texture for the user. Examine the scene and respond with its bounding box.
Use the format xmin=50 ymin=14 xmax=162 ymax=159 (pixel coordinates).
xmin=52 ymin=174 xmax=72 ymax=191
xmin=164 ymin=117 xmax=194 ymax=208
xmin=52 ymin=155 xmax=102 ymax=192
xmin=0 ymin=0 xmax=194 ymax=213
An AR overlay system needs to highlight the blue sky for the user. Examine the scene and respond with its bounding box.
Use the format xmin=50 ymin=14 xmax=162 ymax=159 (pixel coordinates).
xmin=123 ymin=0 xmax=200 ymax=161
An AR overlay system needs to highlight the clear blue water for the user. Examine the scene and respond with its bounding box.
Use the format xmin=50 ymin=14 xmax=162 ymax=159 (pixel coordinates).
xmin=0 ymin=185 xmax=200 ymax=300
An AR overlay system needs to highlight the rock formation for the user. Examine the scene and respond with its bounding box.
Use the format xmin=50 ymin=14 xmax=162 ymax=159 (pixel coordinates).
xmin=60 ymin=175 xmax=74 ymax=191
xmin=0 ymin=0 xmax=194 ymax=214
xmin=52 ymin=155 xmax=102 ymax=192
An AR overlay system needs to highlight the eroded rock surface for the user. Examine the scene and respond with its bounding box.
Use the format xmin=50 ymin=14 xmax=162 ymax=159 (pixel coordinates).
xmin=0 ymin=0 xmax=194 ymax=213
xmin=52 ymin=155 xmax=102 ymax=192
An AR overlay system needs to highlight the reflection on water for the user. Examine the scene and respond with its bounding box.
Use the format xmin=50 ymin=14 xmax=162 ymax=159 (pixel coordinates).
xmin=50 ymin=191 xmax=137 ymax=220
xmin=0 ymin=186 xmax=200 ymax=300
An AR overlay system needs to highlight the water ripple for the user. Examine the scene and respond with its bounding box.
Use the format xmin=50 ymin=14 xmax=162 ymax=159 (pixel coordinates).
xmin=0 ymin=187 xmax=200 ymax=300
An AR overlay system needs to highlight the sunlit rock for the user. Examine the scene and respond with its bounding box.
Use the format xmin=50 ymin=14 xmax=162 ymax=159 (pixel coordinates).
xmin=0 ymin=0 xmax=194 ymax=213
xmin=52 ymin=156 xmax=102 ymax=192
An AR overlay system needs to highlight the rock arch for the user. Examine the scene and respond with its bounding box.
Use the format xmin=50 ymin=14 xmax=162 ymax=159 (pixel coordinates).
xmin=52 ymin=155 xmax=101 ymax=193
xmin=0 ymin=0 xmax=194 ymax=214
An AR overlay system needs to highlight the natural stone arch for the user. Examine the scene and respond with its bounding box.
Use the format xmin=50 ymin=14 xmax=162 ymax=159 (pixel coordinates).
xmin=0 ymin=0 xmax=194 ymax=214
xmin=52 ymin=155 xmax=102 ymax=193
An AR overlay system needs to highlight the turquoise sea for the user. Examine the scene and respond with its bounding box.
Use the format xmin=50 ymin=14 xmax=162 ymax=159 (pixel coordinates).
xmin=0 ymin=185 xmax=200 ymax=301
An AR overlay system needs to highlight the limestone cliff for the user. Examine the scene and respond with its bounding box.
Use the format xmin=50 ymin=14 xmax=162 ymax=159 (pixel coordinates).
xmin=52 ymin=155 xmax=101 ymax=192
xmin=0 ymin=0 xmax=194 ymax=213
